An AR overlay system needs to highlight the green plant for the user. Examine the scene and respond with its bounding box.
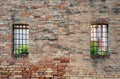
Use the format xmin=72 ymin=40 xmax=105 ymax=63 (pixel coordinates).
xmin=101 ymin=48 xmax=107 ymax=55
xmin=14 ymin=45 xmax=29 ymax=55
xmin=90 ymin=41 xmax=98 ymax=55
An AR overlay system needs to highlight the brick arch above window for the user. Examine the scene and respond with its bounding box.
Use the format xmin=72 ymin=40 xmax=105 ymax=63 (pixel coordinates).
xmin=91 ymin=18 xmax=110 ymax=25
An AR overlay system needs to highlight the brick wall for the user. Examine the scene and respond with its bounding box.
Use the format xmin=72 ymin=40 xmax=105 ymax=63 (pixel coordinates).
xmin=0 ymin=0 xmax=120 ymax=79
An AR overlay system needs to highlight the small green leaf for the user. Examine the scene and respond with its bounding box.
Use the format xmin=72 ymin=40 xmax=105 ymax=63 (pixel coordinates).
xmin=14 ymin=45 xmax=29 ymax=55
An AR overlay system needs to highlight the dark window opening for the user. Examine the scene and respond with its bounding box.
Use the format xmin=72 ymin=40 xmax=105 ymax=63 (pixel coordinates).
xmin=90 ymin=24 xmax=109 ymax=59
xmin=13 ymin=24 xmax=29 ymax=56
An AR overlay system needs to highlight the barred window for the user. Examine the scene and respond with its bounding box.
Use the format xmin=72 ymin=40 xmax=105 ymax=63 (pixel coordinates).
xmin=13 ymin=24 xmax=29 ymax=56
xmin=90 ymin=24 xmax=109 ymax=59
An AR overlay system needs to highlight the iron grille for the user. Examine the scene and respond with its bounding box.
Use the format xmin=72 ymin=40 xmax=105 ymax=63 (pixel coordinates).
xmin=13 ymin=24 xmax=29 ymax=55
xmin=90 ymin=24 xmax=109 ymax=58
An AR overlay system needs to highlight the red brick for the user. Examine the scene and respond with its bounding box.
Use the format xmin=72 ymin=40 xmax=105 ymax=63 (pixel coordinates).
xmin=4 ymin=34 xmax=12 ymax=40
xmin=60 ymin=1 xmax=66 ymax=9
xmin=0 ymin=46 xmax=4 ymax=50
xmin=21 ymin=12 xmax=31 ymax=17
xmin=15 ymin=67 xmax=24 ymax=71
xmin=34 ymin=15 xmax=41 ymax=19
xmin=61 ymin=58 xmax=69 ymax=63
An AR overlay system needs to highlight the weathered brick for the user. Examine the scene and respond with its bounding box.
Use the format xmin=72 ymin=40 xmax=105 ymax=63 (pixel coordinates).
xmin=21 ymin=12 xmax=31 ymax=17
xmin=0 ymin=0 xmax=120 ymax=79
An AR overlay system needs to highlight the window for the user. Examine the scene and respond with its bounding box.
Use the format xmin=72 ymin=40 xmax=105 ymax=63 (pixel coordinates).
xmin=13 ymin=24 xmax=29 ymax=56
xmin=90 ymin=24 xmax=109 ymax=58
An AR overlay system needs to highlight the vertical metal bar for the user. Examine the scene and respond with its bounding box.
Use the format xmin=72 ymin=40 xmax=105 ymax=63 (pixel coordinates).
xmin=27 ymin=25 xmax=28 ymax=54
xmin=13 ymin=25 xmax=14 ymax=55
xmin=26 ymin=25 xmax=27 ymax=44
xmin=25 ymin=26 xmax=29 ymax=46
xmin=22 ymin=25 xmax=23 ymax=54
xmin=25 ymin=25 xmax=27 ymax=54
xmin=19 ymin=25 xmax=20 ymax=54
xmin=107 ymin=24 xmax=109 ymax=55
xmin=96 ymin=26 xmax=97 ymax=41
xmin=25 ymin=26 xmax=27 ymax=46
xmin=101 ymin=25 xmax=103 ymax=38
xmin=90 ymin=25 xmax=91 ymax=55
xmin=100 ymin=26 xmax=101 ymax=55
xmin=96 ymin=26 xmax=98 ymax=54
xmin=91 ymin=25 xmax=93 ymax=55
xmin=100 ymin=25 xmax=104 ymax=53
